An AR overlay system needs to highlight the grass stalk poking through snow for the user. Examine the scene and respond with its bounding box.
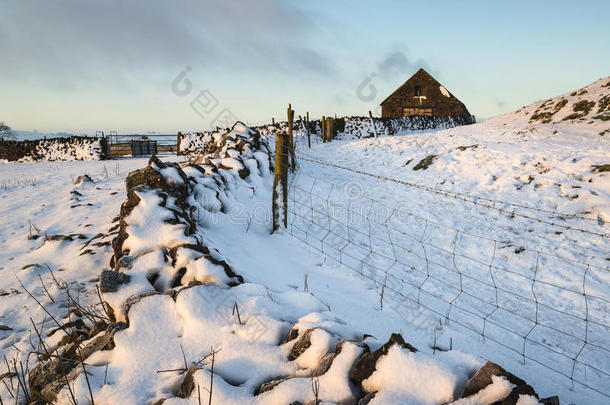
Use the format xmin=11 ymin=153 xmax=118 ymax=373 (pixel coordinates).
xmin=232 ymin=302 xmax=243 ymax=325
xmin=311 ymin=376 xmax=320 ymax=405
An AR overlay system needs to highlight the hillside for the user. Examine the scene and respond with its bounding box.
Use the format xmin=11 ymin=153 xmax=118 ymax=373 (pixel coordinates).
xmin=302 ymin=79 xmax=610 ymax=263
xmin=514 ymin=77 xmax=610 ymax=126
xmin=0 ymin=80 xmax=608 ymax=405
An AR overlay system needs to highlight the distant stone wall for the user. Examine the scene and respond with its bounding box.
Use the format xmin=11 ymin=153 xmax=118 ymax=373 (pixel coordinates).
xmin=251 ymin=115 xmax=473 ymax=141
xmin=0 ymin=136 xmax=107 ymax=162
xmin=340 ymin=115 xmax=474 ymax=138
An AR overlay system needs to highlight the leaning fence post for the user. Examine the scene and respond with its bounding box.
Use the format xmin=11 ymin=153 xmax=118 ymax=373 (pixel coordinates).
xmin=272 ymin=132 xmax=289 ymax=232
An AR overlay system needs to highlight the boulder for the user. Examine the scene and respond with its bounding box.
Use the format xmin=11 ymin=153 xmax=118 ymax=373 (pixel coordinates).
xmin=358 ymin=392 xmax=376 ymax=405
xmin=351 ymin=333 xmax=417 ymax=387
xmin=288 ymin=328 xmax=315 ymax=361
xmin=254 ymin=376 xmax=292 ymax=395
xmin=28 ymin=360 xmax=76 ymax=401
xmin=461 ymin=361 xmax=541 ymax=404
xmin=99 ymin=270 xmax=131 ymax=293
xmin=283 ymin=327 xmax=300 ymax=344
xmin=88 ymin=320 xmax=109 ymax=338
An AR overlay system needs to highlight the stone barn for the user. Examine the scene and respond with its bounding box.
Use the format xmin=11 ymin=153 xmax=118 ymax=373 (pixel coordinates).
xmin=380 ymin=68 xmax=474 ymax=123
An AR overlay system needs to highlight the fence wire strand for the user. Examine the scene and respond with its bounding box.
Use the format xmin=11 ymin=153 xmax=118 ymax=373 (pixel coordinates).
xmin=278 ymin=150 xmax=610 ymax=398
xmin=295 ymin=150 xmax=610 ymax=236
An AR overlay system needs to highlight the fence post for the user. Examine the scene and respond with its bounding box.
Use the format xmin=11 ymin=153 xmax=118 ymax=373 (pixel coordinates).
xmin=272 ymin=117 xmax=275 ymax=125
xmin=101 ymin=136 xmax=110 ymax=160
xmin=176 ymin=132 xmax=182 ymax=156
xmin=272 ymin=132 xmax=289 ymax=232
xmin=306 ymin=112 xmax=311 ymax=148
xmin=287 ymin=104 xmax=296 ymax=171
xmin=369 ymin=110 xmax=378 ymax=138
xmin=321 ymin=116 xmax=326 ymax=143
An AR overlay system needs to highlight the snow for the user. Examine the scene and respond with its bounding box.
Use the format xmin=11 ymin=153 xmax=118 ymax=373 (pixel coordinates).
xmin=0 ymin=78 xmax=609 ymax=404
xmin=363 ymin=344 xmax=461 ymax=404
xmin=449 ymin=375 xmax=515 ymax=405
xmin=440 ymin=86 xmax=451 ymax=97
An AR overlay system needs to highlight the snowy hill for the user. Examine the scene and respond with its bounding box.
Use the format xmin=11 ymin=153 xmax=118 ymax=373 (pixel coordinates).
xmin=0 ymin=79 xmax=608 ymax=405
xmin=511 ymin=77 xmax=610 ymax=126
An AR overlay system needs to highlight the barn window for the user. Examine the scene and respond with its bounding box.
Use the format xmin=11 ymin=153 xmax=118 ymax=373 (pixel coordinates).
xmin=414 ymin=86 xmax=423 ymax=96
xmin=403 ymin=107 xmax=433 ymax=117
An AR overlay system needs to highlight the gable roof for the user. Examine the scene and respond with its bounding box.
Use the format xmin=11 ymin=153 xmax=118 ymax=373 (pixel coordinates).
xmin=379 ymin=68 xmax=456 ymax=106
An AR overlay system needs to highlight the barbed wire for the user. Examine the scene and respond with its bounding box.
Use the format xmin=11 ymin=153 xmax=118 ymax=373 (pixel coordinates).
xmin=281 ymin=164 xmax=609 ymax=398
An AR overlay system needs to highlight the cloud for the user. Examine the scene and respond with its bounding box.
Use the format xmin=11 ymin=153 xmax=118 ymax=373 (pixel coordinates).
xmin=377 ymin=52 xmax=410 ymax=78
xmin=495 ymin=99 xmax=507 ymax=108
xmin=0 ymin=0 xmax=338 ymax=90
xmin=376 ymin=50 xmax=436 ymax=81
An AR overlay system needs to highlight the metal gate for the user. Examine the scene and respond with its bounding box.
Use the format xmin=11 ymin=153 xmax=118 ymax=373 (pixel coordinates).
xmin=99 ymin=132 xmax=178 ymax=158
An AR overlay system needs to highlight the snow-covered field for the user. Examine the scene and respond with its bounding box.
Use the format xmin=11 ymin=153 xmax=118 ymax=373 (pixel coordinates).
xmin=0 ymin=79 xmax=608 ymax=404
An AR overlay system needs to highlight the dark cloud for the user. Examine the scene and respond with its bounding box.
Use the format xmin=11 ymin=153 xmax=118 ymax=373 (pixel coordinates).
xmin=376 ymin=50 xmax=436 ymax=81
xmin=377 ymin=52 xmax=410 ymax=78
xmin=0 ymin=0 xmax=338 ymax=90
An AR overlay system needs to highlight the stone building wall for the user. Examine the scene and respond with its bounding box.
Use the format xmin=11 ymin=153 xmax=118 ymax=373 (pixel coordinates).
xmin=381 ymin=68 xmax=474 ymax=123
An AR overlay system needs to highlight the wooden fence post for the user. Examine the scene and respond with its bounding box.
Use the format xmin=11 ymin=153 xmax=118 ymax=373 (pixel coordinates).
xmin=321 ymin=116 xmax=326 ymax=143
xmin=101 ymin=136 xmax=110 ymax=160
xmin=306 ymin=112 xmax=311 ymax=148
xmin=272 ymin=118 xmax=275 ymax=125
xmin=177 ymin=131 xmax=182 ymax=156
xmin=369 ymin=110 xmax=378 ymax=138
xmin=287 ymin=104 xmax=296 ymax=171
xmin=272 ymin=132 xmax=289 ymax=232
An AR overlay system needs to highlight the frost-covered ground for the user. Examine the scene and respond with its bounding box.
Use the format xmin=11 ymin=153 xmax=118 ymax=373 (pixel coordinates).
xmin=0 ymin=79 xmax=608 ymax=404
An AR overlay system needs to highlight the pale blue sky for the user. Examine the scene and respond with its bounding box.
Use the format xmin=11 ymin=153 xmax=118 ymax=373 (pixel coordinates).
xmin=1 ymin=0 xmax=609 ymax=134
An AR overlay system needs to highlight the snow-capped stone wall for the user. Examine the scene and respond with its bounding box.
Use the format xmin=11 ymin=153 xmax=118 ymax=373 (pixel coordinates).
xmin=104 ymin=123 xmax=272 ymax=322
xmin=178 ymin=122 xmax=273 ymax=161
xmin=178 ymin=116 xmax=473 ymax=155
xmin=255 ymin=115 xmax=473 ymax=142
xmin=0 ymin=136 xmax=106 ymax=162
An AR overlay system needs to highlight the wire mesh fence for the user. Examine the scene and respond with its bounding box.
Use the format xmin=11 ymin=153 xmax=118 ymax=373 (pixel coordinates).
xmin=282 ymin=151 xmax=610 ymax=398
